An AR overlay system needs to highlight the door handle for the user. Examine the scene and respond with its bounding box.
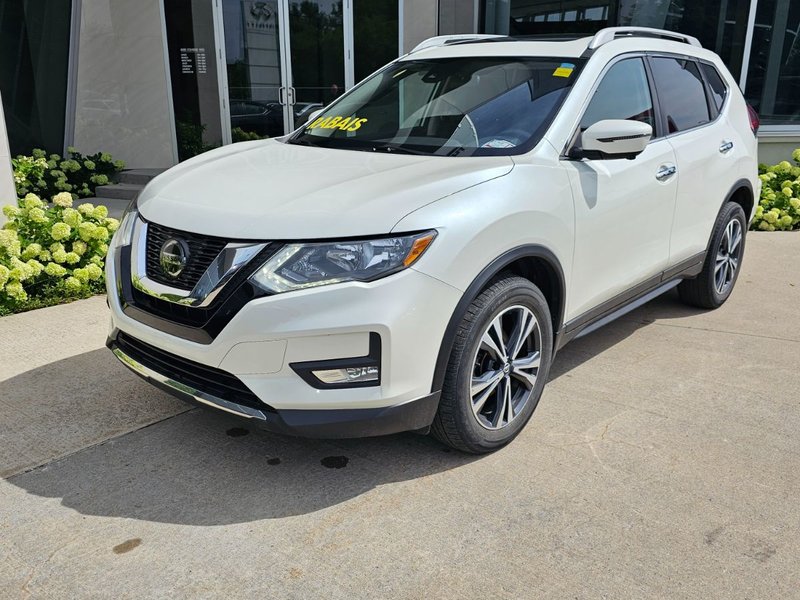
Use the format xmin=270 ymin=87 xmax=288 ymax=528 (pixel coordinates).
xmin=287 ymin=87 xmax=296 ymax=106
xmin=719 ymin=140 xmax=734 ymax=154
xmin=656 ymin=164 xmax=677 ymax=181
xmin=278 ymin=87 xmax=287 ymax=106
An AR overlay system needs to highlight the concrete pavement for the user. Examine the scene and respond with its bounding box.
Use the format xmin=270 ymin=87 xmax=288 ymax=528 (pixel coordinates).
xmin=1 ymin=233 xmax=798 ymax=599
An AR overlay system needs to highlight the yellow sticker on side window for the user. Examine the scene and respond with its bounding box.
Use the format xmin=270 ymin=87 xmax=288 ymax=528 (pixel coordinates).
xmin=307 ymin=116 xmax=368 ymax=132
xmin=553 ymin=63 xmax=575 ymax=78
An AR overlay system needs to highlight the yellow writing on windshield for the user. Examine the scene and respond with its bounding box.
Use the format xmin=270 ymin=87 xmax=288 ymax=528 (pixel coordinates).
xmin=307 ymin=116 xmax=368 ymax=132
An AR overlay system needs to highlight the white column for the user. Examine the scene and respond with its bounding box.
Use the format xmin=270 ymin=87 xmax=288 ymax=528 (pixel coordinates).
xmin=738 ymin=0 xmax=759 ymax=92
xmin=0 ymin=90 xmax=16 ymax=224
xmin=344 ymin=0 xmax=355 ymax=90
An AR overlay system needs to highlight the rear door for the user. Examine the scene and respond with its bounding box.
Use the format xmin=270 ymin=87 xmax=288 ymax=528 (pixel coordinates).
xmin=563 ymin=56 xmax=678 ymax=319
xmin=648 ymin=56 xmax=739 ymax=265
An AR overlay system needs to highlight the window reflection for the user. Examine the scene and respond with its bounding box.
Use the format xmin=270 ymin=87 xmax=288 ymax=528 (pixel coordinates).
xmin=289 ymin=0 xmax=345 ymax=113
xmin=0 ymin=0 xmax=72 ymax=155
xmin=484 ymin=0 xmax=613 ymax=35
xmin=619 ymin=0 xmax=751 ymax=83
xmin=745 ymin=0 xmax=800 ymax=124
xmin=165 ymin=0 xmax=225 ymax=160
xmin=223 ymin=0 xmax=286 ymax=141
xmin=354 ymin=0 xmax=398 ymax=83
xmin=481 ymin=1 xmax=750 ymax=96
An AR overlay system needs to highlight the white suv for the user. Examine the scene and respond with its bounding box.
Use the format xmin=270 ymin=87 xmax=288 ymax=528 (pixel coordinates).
xmin=107 ymin=27 xmax=760 ymax=453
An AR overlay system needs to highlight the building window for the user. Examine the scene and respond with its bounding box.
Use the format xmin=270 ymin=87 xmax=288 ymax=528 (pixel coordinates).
xmin=0 ymin=0 xmax=72 ymax=156
xmin=619 ymin=0 xmax=751 ymax=85
xmin=481 ymin=1 xmax=750 ymax=88
xmin=354 ymin=0 xmax=398 ymax=83
xmin=483 ymin=1 xmax=614 ymax=36
xmin=164 ymin=0 xmax=225 ymax=161
xmin=744 ymin=0 xmax=800 ymax=125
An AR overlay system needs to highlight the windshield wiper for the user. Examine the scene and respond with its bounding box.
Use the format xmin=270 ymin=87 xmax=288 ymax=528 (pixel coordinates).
xmin=367 ymin=143 xmax=431 ymax=156
xmin=445 ymin=145 xmax=468 ymax=157
xmin=289 ymin=138 xmax=321 ymax=148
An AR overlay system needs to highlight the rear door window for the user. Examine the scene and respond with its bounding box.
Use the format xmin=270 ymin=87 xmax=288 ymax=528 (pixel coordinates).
xmin=649 ymin=57 xmax=711 ymax=134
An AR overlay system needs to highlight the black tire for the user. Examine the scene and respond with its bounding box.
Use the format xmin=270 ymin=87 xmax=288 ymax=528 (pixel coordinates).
xmin=678 ymin=202 xmax=747 ymax=309
xmin=432 ymin=275 xmax=553 ymax=454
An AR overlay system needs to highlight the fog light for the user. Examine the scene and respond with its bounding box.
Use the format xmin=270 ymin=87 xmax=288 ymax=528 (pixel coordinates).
xmin=312 ymin=366 xmax=380 ymax=385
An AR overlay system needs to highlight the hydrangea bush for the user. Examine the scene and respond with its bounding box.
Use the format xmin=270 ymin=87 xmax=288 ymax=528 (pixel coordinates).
xmin=753 ymin=149 xmax=800 ymax=231
xmin=0 ymin=192 xmax=117 ymax=311
xmin=12 ymin=147 xmax=124 ymax=201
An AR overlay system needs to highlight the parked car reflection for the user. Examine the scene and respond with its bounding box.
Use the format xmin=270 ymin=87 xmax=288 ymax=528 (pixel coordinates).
xmin=230 ymin=101 xmax=325 ymax=138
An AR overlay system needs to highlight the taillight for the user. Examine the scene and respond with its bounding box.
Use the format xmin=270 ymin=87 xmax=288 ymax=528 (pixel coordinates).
xmin=747 ymin=104 xmax=760 ymax=135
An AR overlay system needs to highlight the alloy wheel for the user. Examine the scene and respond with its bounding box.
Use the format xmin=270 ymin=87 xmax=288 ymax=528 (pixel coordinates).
xmin=714 ymin=218 xmax=743 ymax=295
xmin=470 ymin=305 xmax=542 ymax=430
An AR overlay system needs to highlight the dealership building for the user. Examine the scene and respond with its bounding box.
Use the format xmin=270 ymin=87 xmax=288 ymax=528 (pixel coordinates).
xmin=1 ymin=0 xmax=799 ymax=170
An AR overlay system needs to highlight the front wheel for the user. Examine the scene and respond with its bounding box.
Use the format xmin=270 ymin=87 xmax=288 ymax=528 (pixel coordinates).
xmin=432 ymin=276 xmax=553 ymax=454
xmin=678 ymin=202 xmax=747 ymax=309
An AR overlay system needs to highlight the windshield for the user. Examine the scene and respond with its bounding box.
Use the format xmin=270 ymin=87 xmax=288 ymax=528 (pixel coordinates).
xmin=288 ymin=57 xmax=583 ymax=156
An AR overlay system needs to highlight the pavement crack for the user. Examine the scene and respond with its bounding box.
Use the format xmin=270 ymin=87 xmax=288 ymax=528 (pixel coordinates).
xmin=633 ymin=319 xmax=800 ymax=344
xmin=19 ymin=539 xmax=75 ymax=599
xmin=6 ymin=408 xmax=193 ymax=480
xmin=541 ymin=411 xmax=658 ymax=470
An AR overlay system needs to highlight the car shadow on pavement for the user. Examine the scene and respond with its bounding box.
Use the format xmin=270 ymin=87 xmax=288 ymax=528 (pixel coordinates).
xmin=5 ymin=288 xmax=703 ymax=526
xmin=548 ymin=287 xmax=705 ymax=380
xmin=3 ymin=348 xmax=479 ymax=525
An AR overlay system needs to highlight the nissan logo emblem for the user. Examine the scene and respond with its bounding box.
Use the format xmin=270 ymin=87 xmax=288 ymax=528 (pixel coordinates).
xmin=159 ymin=238 xmax=190 ymax=279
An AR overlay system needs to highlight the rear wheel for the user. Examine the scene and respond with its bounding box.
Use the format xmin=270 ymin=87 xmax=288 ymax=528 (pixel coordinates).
xmin=432 ymin=276 xmax=553 ymax=454
xmin=678 ymin=202 xmax=747 ymax=309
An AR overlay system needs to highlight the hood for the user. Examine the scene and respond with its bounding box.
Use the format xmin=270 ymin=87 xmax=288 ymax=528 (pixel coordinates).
xmin=137 ymin=139 xmax=514 ymax=239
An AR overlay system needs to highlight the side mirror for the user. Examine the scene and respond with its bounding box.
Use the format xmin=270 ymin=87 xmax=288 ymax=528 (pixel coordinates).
xmin=572 ymin=119 xmax=652 ymax=160
xmin=305 ymin=108 xmax=324 ymax=124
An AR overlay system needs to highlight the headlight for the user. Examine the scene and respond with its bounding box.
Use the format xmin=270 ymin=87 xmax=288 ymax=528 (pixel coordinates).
xmin=110 ymin=203 xmax=139 ymax=250
xmin=250 ymin=230 xmax=437 ymax=293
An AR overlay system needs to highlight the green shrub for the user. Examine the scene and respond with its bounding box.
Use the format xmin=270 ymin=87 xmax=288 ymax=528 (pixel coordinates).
xmin=0 ymin=192 xmax=116 ymax=313
xmin=753 ymin=149 xmax=800 ymax=231
xmin=232 ymin=127 xmax=265 ymax=143
xmin=12 ymin=147 xmax=124 ymax=201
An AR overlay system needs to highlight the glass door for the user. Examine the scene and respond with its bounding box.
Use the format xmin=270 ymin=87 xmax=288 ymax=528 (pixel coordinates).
xmin=286 ymin=0 xmax=345 ymax=130
xmin=221 ymin=0 xmax=345 ymax=140
xmin=221 ymin=0 xmax=292 ymax=141
xmin=353 ymin=0 xmax=399 ymax=83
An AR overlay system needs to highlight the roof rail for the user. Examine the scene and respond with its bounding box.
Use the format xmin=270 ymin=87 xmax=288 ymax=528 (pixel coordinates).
xmin=588 ymin=27 xmax=702 ymax=50
xmin=410 ymin=34 xmax=506 ymax=53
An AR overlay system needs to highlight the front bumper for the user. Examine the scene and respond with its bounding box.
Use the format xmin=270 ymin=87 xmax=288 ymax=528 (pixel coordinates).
xmin=106 ymin=240 xmax=463 ymax=437
xmin=108 ymin=334 xmax=440 ymax=437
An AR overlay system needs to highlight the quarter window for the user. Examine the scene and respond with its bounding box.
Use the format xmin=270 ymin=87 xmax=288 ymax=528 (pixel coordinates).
xmin=579 ymin=58 xmax=655 ymax=133
xmin=700 ymin=63 xmax=728 ymax=113
xmin=650 ymin=57 xmax=711 ymax=134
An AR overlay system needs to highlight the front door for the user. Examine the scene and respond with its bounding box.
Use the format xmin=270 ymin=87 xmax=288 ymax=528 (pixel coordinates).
xmin=562 ymin=57 xmax=677 ymax=320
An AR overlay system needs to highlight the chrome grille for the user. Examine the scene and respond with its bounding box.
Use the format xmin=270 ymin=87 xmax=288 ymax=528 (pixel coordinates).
xmin=145 ymin=222 xmax=227 ymax=291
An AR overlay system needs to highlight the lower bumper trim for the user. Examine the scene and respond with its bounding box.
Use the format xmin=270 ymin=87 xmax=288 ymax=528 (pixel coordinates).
xmin=112 ymin=346 xmax=268 ymax=420
xmin=269 ymin=392 xmax=440 ymax=439
xmin=110 ymin=340 xmax=440 ymax=439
